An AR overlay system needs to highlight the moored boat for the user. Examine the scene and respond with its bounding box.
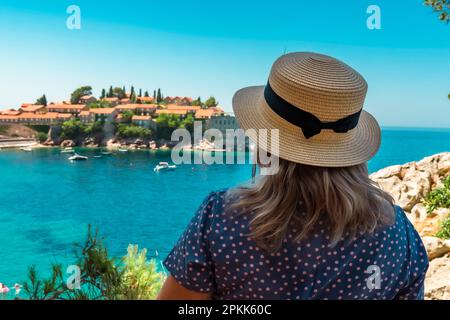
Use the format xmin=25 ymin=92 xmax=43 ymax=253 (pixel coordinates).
xmin=154 ymin=162 xmax=177 ymax=172
xmin=68 ymin=153 xmax=88 ymax=161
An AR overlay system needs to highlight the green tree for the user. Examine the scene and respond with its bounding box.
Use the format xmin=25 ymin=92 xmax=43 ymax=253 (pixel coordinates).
xmin=121 ymin=110 xmax=134 ymax=124
xmin=70 ymin=86 xmax=92 ymax=104
xmin=130 ymin=86 xmax=135 ymax=98
xmin=153 ymin=90 xmax=156 ymax=100
xmin=144 ymin=91 xmax=149 ymax=97
xmin=60 ymin=119 xmax=86 ymax=140
xmin=131 ymin=92 xmax=137 ymax=103
xmin=108 ymin=86 xmax=114 ymax=98
xmin=424 ymin=0 xmax=450 ymax=22
xmin=156 ymin=89 xmax=162 ymax=103
xmin=113 ymin=87 xmax=126 ymax=99
xmin=36 ymin=94 xmax=47 ymax=106
xmin=138 ymin=88 xmax=142 ymax=97
xmin=117 ymin=124 xmax=152 ymax=139
xmin=84 ymin=121 xmax=104 ymax=135
xmin=179 ymin=114 xmax=195 ymax=134
xmin=155 ymin=113 xmax=182 ymax=140
xmin=204 ymin=96 xmax=218 ymax=108
xmin=100 ymin=88 xmax=106 ymax=99
xmin=37 ymin=132 xmax=48 ymax=143
xmin=88 ymin=100 xmax=111 ymax=109
xmin=191 ymin=96 xmax=202 ymax=106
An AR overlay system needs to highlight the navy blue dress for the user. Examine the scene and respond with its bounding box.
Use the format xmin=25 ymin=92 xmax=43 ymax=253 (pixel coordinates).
xmin=164 ymin=190 xmax=429 ymax=300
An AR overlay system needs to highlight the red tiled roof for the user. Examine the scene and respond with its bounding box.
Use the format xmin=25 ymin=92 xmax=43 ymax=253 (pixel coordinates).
xmin=132 ymin=115 xmax=152 ymax=121
xmin=46 ymin=104 xmax=86 ymax=110
xmin=155 ymin=109 xmax=188 ymax=116
xmin=90 ymin=108 xmax=116 ymax=115
xmin=20 ymin=104 xmax=45 ymax=112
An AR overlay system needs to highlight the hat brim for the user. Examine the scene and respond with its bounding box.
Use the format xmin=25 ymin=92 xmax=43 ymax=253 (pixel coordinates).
xmin=232 ymin=86 xmax=381 ymax=167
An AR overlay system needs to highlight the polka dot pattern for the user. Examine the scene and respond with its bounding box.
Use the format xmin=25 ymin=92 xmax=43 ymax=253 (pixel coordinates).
xmin=164 ymin=190 xmax=429 ymax=300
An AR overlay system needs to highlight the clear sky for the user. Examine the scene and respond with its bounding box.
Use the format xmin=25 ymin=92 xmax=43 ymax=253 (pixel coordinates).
xmin=0 ymin=0 xmax=449 ymax=127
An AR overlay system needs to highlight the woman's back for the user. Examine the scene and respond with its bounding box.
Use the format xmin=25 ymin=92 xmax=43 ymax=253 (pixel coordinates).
xmin=164 ymin=190 xmax=428 ymax=300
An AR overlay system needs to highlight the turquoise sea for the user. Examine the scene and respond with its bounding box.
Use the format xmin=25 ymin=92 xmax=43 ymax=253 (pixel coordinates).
xmin=1 ymin=127 xmax=450 ymax=293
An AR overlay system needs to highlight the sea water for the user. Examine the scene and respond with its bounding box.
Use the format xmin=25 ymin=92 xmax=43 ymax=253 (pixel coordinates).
xmin=0 ymin=127 xmax=450 ymax=288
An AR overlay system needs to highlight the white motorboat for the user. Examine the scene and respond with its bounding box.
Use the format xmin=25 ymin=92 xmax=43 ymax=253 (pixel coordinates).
xmin=20 ymin=147 xmax=33 ymax=152
xmin=61 ymin=147 xmax=75 ymax=154
xmin=118 ymin=149 xmax=128 ymax=152
xmin=154 ymin=162 xmax=177 ymax=172
xmin=68 ymin=153 xmax=88 ymax=161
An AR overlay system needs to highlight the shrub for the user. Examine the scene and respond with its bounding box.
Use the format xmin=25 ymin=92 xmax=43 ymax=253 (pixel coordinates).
xmin=424 ymin=176 xmax=450 ymax=214
xmin=37 ymin=132 xmax=48 ymax=143
xmin=60 ymin=119 xmax=86 ymax=140
xmin=436 ymin=215 xmax=450 ymax=239
xmin=117 ymin=124 xmax=152 ymax=139
xmin=20 ymin=226 xmax=165 ymax=300
xmin=84 ymin=121 xmax=104 ymax=135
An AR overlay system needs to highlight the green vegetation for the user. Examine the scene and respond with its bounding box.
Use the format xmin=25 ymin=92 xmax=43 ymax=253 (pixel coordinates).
xmin=436 ymin=215 xmax=450 ymax=239
xmin=61 ymin=119 xmax=105 ymax=139
xmin=113 ymin=87 xmax=126 ymax=99
xmin=424 ymin=0 xmax=450 ymax=22
xmin=204 ymin=96 xmax=218 ymax=108
xmin=88 ymin=100 xmax=112 ymax=109
xmin=191 ymin=96 xmax=202 ymax=106
xmin=100 ymin=88 xmax=106 ymax=99
xmin=35 ymin=94 xmax=47 ymax=106
xmin=0 ymin=125 xmax=8 ymax=134
xmin=70 ymin=86 xmax=92 ymax=104
xmin=121 ymin=110 xmax=134 ymax=124
xmin=156 ymin=88 xmax=163 ymax=103
xmin=84 ymin=121 xmax=104 ymax=135
xmin=117 ymin=124 xmax=152 ymax=139
xmin=21 ymin=226 xmax=165 ymax=300
xmin=60 ymin=119 xmax=86 ymax=140
xmin=424 ymin=175 xmax=450 ymax=214
xmin=37 ymin=132 xmax=48 ymax=143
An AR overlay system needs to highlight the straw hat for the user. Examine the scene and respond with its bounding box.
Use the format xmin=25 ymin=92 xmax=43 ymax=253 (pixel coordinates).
xmin=232 ymin=52 xmax=381 ymax=167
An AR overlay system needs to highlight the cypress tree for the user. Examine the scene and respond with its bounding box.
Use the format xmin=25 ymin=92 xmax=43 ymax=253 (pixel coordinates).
xmin=108 ymin=86 xmax=113 ymax=98
xmin=144 ymin=91 xmax=149 ymax=97
xmin=138 ymin=89 xmax=142 ymax=97
xmin=100 ymin=89 xmax=106 ymax=99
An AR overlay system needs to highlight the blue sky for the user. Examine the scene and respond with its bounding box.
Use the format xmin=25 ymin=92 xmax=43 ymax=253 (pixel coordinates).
xmin=0 ymin=0 xmax=449 ymax=127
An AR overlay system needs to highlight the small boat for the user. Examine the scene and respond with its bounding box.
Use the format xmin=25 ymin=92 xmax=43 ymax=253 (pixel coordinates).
xmin=61 ymin=147 xmax=75 ymax=154
xmin=154 ymin=162 xmax=177 ymax=172
xmin=118 ymin=149 xmax=128 ymax=152
xmin=93 ymin=155 xmax=102 ymax=159
xmin=68 ymin=153 xmax=88 ymax=161
xmin=20 ymin=147 xmax=32 ymax=152
xmin=101 ymin=151 xmax=112 ymax=156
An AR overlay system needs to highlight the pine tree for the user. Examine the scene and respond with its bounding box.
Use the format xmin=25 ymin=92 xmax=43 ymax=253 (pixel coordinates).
xmin=108 ymin=86 xmax=113 ymax=98
xmin=36 ymin=94 xmax=47 ymax=106
xmin=122 ymin=85 xmax=126 ymax=94
xmin=153 ymin=90 xmax=156 ymax=101
xmin=144 ymin=91 xmax=149 ymax=97
xmin=157 ymin=89 xmax=162 ymax=103
xmin=100 ymin=89 xmax=106 ymax=99
xmin=130 ymin=86 xmax=135 ymax=98
xmin=138 ymin=89 xmax=142 ymax=97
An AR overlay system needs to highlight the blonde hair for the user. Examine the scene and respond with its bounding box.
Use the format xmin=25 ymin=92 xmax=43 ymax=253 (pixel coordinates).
xmin=228 ymin=158 xmax=395 ymax=252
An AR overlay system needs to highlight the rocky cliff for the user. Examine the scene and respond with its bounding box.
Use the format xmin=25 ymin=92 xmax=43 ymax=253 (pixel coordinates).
xmin=370 ymin=153 xmax=450 ymax=300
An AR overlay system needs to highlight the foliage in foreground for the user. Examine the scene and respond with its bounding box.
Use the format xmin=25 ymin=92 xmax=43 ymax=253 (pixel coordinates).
xmin=436 ymin=215 xmax=450 ymax=239
xmin=21 ymin=226 xmax=165 ymax=300
xmin=424 ymin=175 xmax=450 ymax=214
xmin=424 ymin=0 xmax=450 ymax=23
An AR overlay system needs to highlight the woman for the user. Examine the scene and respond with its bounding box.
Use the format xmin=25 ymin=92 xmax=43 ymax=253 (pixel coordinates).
xmin=157 ymin=52 xmax=428 ymax=300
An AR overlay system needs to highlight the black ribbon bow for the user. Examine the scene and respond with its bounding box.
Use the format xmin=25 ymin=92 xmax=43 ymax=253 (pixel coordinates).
xmin=264 ymin=82 xmax=362 ymax=139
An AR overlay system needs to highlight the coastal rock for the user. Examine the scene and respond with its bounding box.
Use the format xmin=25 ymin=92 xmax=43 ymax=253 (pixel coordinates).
xmin=422 ymin=236 xmax=450 ymax=260
xmin=425 ymin=253 xmax=450 ymax=300
xmin=60 ymin=140 xmax=76 ymax=148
